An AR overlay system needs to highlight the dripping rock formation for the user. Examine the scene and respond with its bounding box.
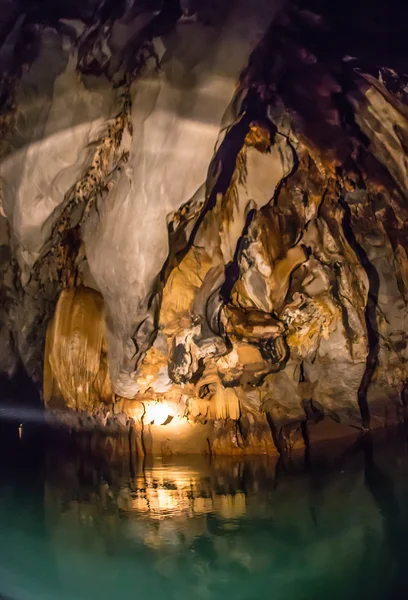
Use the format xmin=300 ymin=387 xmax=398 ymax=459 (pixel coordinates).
xmin=0 ymin=0 xmax=407 ymax=457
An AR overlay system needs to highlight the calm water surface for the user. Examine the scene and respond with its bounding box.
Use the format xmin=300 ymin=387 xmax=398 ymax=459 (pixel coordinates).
xmin=1 ymin=431 xmax=408 ymax=600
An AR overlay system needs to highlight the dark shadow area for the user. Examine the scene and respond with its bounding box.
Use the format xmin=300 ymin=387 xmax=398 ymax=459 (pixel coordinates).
xmin=363 ymin=433 xmax=408 ymax=599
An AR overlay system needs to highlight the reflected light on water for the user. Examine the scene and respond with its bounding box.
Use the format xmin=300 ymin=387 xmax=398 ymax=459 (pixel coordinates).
xmin=113 ymin=462 xmax=249 ymax=551
xmin=117 ymin=463 xmax=247 ymax=522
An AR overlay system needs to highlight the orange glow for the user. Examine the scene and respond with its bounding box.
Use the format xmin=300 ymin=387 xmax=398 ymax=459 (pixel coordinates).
xmin=144 ymin=401 xmax=172 ymax=426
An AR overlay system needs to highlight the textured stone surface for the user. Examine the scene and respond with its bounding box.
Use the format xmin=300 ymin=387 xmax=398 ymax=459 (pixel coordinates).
xmin=0 ymin=0 xmax=408 ymax=456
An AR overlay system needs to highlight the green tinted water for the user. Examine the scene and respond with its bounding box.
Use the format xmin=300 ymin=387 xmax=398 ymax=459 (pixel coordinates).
xmin=1 ymin=435 xmax=408 ymax=600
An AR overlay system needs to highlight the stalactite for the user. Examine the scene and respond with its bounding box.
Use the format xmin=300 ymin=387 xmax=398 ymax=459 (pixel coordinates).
xmin=209 ymin=384 xmax=240 ymax=421
xmin=44 ymin=286 xmax=113 ymax=411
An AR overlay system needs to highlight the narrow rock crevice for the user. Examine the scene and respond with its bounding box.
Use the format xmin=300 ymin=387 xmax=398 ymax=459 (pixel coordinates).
xmin=266 ymin=411 xmax=283 ymax=455
xmin=339 ymin=195 xmax=380 ymax=429
xmin=220 ymin=207 xmax=256 ymax=303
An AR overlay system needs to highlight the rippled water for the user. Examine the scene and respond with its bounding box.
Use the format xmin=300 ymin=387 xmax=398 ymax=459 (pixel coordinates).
xmin=1 ymin=431 xmax=408 ymax=600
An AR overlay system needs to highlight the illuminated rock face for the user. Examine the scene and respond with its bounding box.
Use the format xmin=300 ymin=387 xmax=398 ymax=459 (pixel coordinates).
xmin=1 ymin=0 xmax=408 ymax=455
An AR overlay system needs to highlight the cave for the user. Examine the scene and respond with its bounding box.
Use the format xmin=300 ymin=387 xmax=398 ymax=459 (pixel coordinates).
xmin=1 ymin=0 xmax=407 ymax=458
xmin=1 ymin=0 xmax=408 ymax=596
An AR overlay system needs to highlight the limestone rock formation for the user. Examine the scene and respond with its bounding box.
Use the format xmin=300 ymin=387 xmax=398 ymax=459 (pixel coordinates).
xmin=0 ymin=0 xmax=407 ymax=456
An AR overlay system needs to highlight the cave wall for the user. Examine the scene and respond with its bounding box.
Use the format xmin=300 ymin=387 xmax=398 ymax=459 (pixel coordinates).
xmin=0 ymin=0 xmax=407 ymax=456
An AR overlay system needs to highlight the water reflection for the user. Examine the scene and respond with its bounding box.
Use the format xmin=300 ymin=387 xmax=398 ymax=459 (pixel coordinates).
xmin=1 ymin=436 xmax=408 ymax=600
xmin=116 ymin=462 xmax=253 ymax=519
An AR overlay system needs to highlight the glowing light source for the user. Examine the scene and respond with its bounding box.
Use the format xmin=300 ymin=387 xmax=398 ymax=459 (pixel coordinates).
xmin=144 ymin=401 xmax=172 ymax=426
